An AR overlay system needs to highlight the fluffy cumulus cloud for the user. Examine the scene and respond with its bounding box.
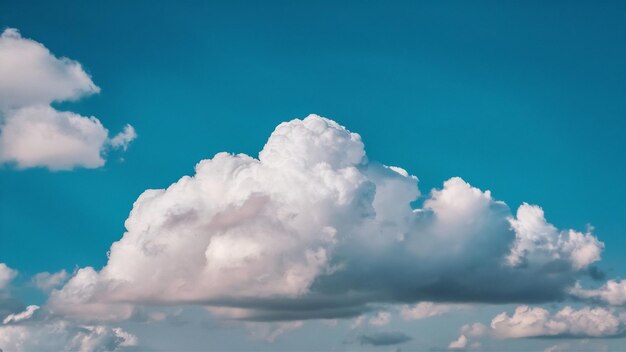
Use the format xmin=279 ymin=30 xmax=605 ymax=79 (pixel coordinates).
xmin=507 ymin=204 xmax=603 ymax=270
xmin=448 ymin=305 xmax=626 ymax=348
xmin=0 ymin=28 xmax=135 ymax=170
xmin=569 ymin=279 xmax=626 ymax=306
xmin=448 ymin=323 xmax=487 ymax=350
xmin=0 ymin=304 xmax=137 ymax=352
xmin=490 ymin=305 xmax=625 ymax=338
xmin=45 ymin=114 xmax=604 ymax=324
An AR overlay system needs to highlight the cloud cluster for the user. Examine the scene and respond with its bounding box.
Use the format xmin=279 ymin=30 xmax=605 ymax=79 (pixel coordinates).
xmin=0 ymin=265 xmax=139 ymax=352
xmin=0 ymin=308 xmax=137 ymax=352
xmin=46 ymin=114 xmax=603 ymax=323
xmin=491 ymin=305 xmax=625 ymax=338
xmin=0 ymin=28 xmax=135 ymax=170
xmin=448 ymin=305 xmax=626 ymax=349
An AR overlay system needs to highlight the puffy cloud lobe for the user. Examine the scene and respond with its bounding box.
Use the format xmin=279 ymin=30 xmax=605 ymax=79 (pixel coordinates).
xmin=32 ymin=270 xmax=69 ymax=292
xmin=569 ymin=280 xmax=626 ymax=306
xmin=109 ymin=125 xmax=137 ymax=151
xmin=448 ymin=334 xmax=468 ymax=349
xmin=490 ymin=305 xmax=624 ymax=338
xmin=0 ymin=28 xmax=99 ymax=110
xmin=507 ymin=204 xmax=602 ymax=270
xmin=0 ymin=264 xmax=16 ymax=290
xmin=49 ymin=114 xmax=603 ymax=322
xmin=448 ymin=323 xmax=487 ymax=350
xmin=0 ymin=28 xmax=136 ymax=170
xmin=0 ymin=106 xmax=109 ymax=170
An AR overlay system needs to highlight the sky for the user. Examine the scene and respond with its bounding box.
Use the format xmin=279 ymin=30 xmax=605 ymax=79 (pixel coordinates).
xmin=0 ymin=1 xmax=625 ymax=351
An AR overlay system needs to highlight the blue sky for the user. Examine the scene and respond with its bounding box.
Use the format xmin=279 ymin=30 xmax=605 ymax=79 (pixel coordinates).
xmin=1 ymin=1 xmax=626 ymax=351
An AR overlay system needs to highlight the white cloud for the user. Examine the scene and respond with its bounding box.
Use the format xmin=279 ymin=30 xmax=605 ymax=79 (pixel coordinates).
xmin=2 ymin=305 xmax=39 ymax=324
xmin=507 ymin=204 xmax=603 ymax=270
xmin=0 ymin=304 xmax=137 ymax=352
xmin=0 ymin=28 xmax=99 ymax=110
xmin=401 ymin=302 xmax=467 ymax=320
xmin=0 ymin=321 xmax=137 ymax=352
xmin=47 ymin=114 xmax=603 ymax=322
xmin=32 ymin=270 xmax=69 ymax=292
xmin=0 ymin=264 xmax=17 ymax=290
xmin=490 ymin=305 xmax=624 ymax=338
xmin=448 ymin=323 xmax=487 ymax=350
xmin=569 ymin=280 xmax=626 ymax=306
xmin=109 ymin=124 xmax=137 ymax=151
xmin=0 ymin=28 xmax=135 ymax=170
xmin=448 ymin=334 xmax=468 ymax=350
xmin=0 ymin=106 xmax=110 ymax=170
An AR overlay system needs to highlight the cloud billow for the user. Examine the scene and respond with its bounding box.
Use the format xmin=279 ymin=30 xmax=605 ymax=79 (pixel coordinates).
xmin=0 ymin=28 xmax=136 ymax=170
xmin=47 ymin=114 xmax=602 ymax=321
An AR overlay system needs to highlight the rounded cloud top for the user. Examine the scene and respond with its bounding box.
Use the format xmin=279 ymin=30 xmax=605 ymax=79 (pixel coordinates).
xmin=0 ymin=28 xmax=99 ymax=110
xmin=259 ymin=114 xmax=365 ymax=169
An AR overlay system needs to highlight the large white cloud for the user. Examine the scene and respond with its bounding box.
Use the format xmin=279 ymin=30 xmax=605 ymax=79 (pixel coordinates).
xmin=47 ymin=114 xmax=603 ymax=322
xmin=0 ymin=28 xmax=135 ymax=170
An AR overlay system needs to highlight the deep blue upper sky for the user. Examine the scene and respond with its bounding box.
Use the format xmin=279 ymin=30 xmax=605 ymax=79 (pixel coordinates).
xmin=1 ymin=0 xmax=625 ymax=282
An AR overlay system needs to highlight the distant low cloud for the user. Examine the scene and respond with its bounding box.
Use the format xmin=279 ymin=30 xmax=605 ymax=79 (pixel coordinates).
xmin=0 ymin=305 xmax=137 ymax=352
xmin=46 ymin=114 xmax=603 ymax=323
xmin=491 ymin=305 xmax=625 ymax=338
xmin=358 ymin=331 xmax=412 ymax=346
xmin=0 ymin=28 xmax=136 ymax=170
xmin=449 ymin=305 xmax=626 ymax=348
